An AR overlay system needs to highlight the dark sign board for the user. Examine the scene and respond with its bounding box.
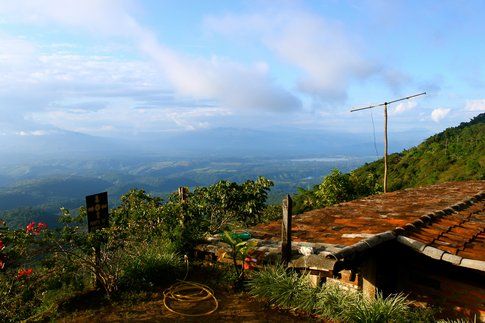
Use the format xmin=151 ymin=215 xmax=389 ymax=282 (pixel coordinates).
xmin=86 ymin=192 xmax=109 ymax=232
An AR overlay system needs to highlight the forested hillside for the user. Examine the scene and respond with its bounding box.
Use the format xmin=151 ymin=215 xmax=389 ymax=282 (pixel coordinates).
xmin=352 ymin=113 xmax=484 ymax=190
xmin=293 ymin=113 xmax=484 ymax=214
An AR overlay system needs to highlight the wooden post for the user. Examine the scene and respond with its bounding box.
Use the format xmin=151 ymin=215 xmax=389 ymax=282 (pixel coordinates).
xmin=178 ymin=186 xmax=188 ymax=202
xmin=94 ymin=246 xmax=102 ymax=289
xmin=178 ymin=187 xmax=188 ymax=228
xmin=281 ymin=195 xmax=292 ymax=265
xmin=383 ymin=102 xmax=388 ymax=193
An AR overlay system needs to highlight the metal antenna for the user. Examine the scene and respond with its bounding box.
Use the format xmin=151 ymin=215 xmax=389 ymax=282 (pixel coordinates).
xmin=350 ymin=92 xmax=426 ymax=193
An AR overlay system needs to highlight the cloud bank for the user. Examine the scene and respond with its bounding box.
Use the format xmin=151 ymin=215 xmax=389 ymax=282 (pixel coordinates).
xmin=205 ymin=10 xmax=377 ymax=101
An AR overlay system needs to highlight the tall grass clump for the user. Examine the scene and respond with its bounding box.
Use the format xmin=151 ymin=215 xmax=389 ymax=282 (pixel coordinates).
xmin=343 ymin=292 xmax=410 ymax=323
xmin=246 ymin=265 xmax=317 ymax=312
xmin=248 ymin=266 xmax=439 ymax=322
xmin=315 ymin=282 xmax=361 ymax=320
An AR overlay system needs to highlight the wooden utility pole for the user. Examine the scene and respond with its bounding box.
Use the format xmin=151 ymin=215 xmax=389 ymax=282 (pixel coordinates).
xmin=351 ymin=92 xmax=426 ymax=193
xmin=281 ymin=195 xmax=292 ymax=265
xmin=383 ymin=102 xmax=388 ymax=193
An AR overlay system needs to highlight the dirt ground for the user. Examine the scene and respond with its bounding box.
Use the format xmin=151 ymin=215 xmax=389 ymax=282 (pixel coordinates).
xmin=58 ymin=288 xmax=315 ymax=322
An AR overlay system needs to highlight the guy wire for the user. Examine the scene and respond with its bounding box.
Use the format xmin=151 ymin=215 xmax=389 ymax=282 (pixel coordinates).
xmin=370 ymin=110 xmax=379 ymax=158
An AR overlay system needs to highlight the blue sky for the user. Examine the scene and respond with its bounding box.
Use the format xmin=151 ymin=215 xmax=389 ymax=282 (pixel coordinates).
xmin=0 ymin=0 xmax=483 ymax=141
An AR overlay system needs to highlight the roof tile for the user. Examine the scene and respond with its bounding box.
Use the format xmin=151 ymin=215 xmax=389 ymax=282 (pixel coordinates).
xmin=250 ymin=180 xmax=485 ymax=262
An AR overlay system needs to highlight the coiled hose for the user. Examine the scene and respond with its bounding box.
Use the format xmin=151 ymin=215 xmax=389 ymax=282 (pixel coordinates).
xmin=162 ymin=256 xmax=219 ymax=317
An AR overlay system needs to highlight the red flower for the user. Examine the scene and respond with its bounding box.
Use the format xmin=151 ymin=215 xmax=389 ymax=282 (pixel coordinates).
xmin=25 ymin=222 xmax=47 ymax=235
xmin=243 ymin=257 xmax=257 ymax=270
xmin=26 ymin=222 xmax=36 ymax=234
xmin=0 ymin=240 xmax=4 ymax=251
xmin=17 ymin=268 xmax=33 ymax=280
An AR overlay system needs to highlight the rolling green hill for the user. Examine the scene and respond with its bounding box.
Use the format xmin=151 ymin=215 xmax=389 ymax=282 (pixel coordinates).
xmin=352 ymin=113 xmax=484 ymax=190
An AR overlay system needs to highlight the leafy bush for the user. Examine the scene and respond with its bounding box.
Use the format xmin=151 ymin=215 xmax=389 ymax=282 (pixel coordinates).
xmin=292 ymin=187 xmax=320 ymax=214
xmin=294 ymin=169 xmax=381 ymax=213
xmin=316 ymin=169 xmax=354 ymax=206
xmin=0 ymin=220 xmax=88 ymax=322
xmin=259 ymin=204 xmax=282 ymax=223
xmin=119 ymin=238 xmax=183 ymax=290
xmin=108 ymin=178 xmax=274 ymax=250
xmin=186 ymin=176 xmax=273 ymax=233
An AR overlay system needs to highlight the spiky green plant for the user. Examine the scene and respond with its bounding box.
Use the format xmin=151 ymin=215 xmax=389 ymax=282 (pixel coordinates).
xmin=343 ymin=292 xmax=410 ymax=323
xmin=248 ymin=265 xmax=448 ymax=322
xmin=315 ymin=283 xmax=361 ymax=320
xmin=247 ymin=266 xmax=317 ymax=311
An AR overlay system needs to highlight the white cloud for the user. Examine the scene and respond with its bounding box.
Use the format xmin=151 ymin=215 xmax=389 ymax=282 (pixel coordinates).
xmin=390 ymin=101 xmax=417 ymax=115
xmin=0 ymin=33 xmax=36 ymax=64
xmin=0 ymin=0 xmax=300 ymax=113
xmin=0 ymin=0 xmax=139 ymax=36
xmin=205 ymin=10 xmax=377 ymax=101
xmin=165 ymin=107 xmax=232 ymax=131
xmin=15 ymin=130 xmax=50 ymax=136
xmin=30 ymin=101 xmax=233 ymax=135
xmin=431 ymin=108 xmax=450 ymax=123
xmin=0 ymin=45 xmax=168 ymax=110
xmin=139 ymin=36 xmax=300 ymax=111
xmin=465 ymin=99 xmax=485 ymax=112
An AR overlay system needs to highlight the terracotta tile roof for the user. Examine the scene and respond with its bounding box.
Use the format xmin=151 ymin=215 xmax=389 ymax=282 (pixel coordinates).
xmin=403 ymin=198 xmax=485 ymax=261
xmin=250 ymin=180 xmax=485 ymax=265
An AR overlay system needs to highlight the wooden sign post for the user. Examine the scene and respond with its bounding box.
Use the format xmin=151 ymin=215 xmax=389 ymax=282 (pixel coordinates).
xmin=86 ymin=192 xmax=109 ymax=233
xmin=281 ymin=195 xmax=292 ymax=265
xmin=86 ymin=192 xmax=109 ymax=289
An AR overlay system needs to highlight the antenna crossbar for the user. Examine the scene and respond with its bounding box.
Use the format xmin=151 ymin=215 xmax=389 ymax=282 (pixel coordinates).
xmin=350 ymin=92 xmax=426 ymax=112
xmin=349 ymin=91 xmax=427 ymax=193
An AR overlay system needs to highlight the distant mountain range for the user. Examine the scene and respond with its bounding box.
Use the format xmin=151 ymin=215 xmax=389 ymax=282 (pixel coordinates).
xmin=0 ymin=126 xmax=429 ymax=163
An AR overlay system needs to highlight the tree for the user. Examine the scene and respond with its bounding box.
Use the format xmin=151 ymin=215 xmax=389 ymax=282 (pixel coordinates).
xmin=315 ymin=169 xmax=353 ymax=206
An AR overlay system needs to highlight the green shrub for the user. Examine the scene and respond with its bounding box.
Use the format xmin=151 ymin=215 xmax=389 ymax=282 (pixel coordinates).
xmin=315 ymin=169 xmax=354 ymax=206
xmin=119 ymin=238 xmax=183 ymax=290
xmin=0 ymin=220 xmax=89 ymax=322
